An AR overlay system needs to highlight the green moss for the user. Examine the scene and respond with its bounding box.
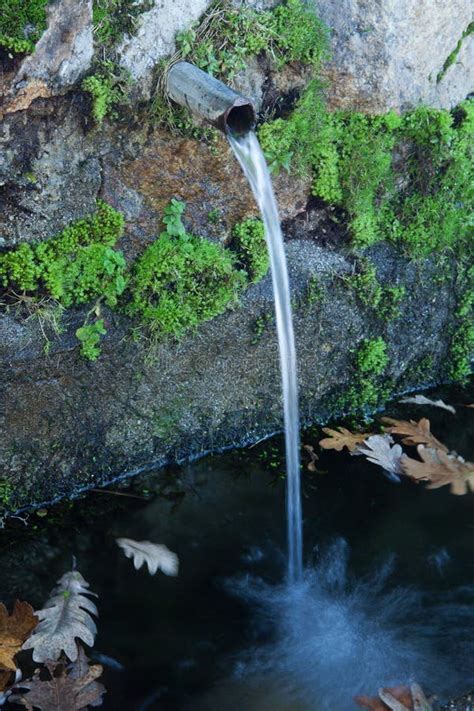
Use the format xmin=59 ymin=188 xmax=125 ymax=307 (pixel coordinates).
xmin=0 ymin=202 xmax=125 ymax=359
xmin=0 ymin=0 xmax=48 ymax=54
xmin=232 ymin=218 xmax=269 ymax=283
xmin=305 ymin=275 xmax=324 ymax=308
xmin=258 ymin=79 xmax=327 ymax=175
xmin=0 ymin=201 xmax=126 ymax=304
xmin=92 ymin=0 xmax=154 ymax=48
xmin=0 ymin=479 xmax=13 ymax=508
xmin=82 ymin=61 xmax=131 ymax=124
xmin=437 ymin=22 xmax=474 ymax=83
xmin=447 ymin=266 xmax=474 ymax=382
xmin=261 ymin=80 xmax=473 ymax=259
xmin=345 ymin=260 xmax=405 ymax=321
xmin=251 ymin=311 xmax=275 ymax=345
xmin=127 ymin=200 xmax=246 ymax=337
xmin=338 ymin=337 xmax=391 ymax=415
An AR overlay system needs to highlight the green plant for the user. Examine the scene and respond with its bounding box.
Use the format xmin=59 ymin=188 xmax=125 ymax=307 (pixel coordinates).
xmin=208 ymin=208 xmax=221 ymax=224
xmin=82 ymin=61 xmax=131 ymax=124
xmin=305 ymin=275 xmax=324 ymax=307
xmin=232 ymin=218 xmax=269 ymax=282
xmin=437 ymin=22 xmax=474 ymax=82
xmin=76 ymin=319 xmax=107 ymax=361
xmin=92 ymin=0 xmax=154 ymax=48
xmin=345 ymin=261 xmax=405 ymax=320
xmin=251 ymin=310 xmax=274 ymax=344
xmin=176 ymin=0 xmax=327 ymax=80
xmin=338 ymin=337 xmax=391 ymax=415
xmin=0 ymin=0 xmax=48 ymax=53
xmin=0 ymin=479 xmax=13 ymax=508
xmin=127 ymin=200 xmax=246 ymax=337
xmin=0 ymin=201 xmax=125 ymax=359
xmin=259 ymin=79 xmax=327 ymax=175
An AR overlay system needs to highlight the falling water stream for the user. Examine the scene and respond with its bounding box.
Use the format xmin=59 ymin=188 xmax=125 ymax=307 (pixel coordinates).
xmin=228 ymin=131 xmax=302 ymax=582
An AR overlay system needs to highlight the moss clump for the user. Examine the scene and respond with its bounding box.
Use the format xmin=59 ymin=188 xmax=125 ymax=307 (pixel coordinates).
xmin=0 ymin=201 xmax=126 ymax=307
xmin=437 ymin=21 xmax=474 ymax=83
xmin=339 ymin=337 xmax=391 ymax=415
xmin=258 ymin=79 xmax=327 ymax=175
xmin=260 ymin=84 xmax=473 ymax=259
xmin=92 ymin=0 xmax=154 ymax=48
xmin=127 ymin=200 xmax=246 ymax=337
xmin=232 ymin=218 xmax=269 ymax=283
xmin=82 ymin=61 xmax=131 ymax=124
xmin=0 ymin=0 xmax=48 ymax=54
xmin=0 ymin=201 xmax=125 ymax=360
xmin=175 ymin=0 xmax=328 ymax=81
xmin=346 ymin=260 xmax=405 ymax=321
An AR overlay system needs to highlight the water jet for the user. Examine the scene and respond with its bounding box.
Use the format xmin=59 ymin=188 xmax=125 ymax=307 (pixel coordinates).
xmin=166 ymin=61 xmax=303 ymax=582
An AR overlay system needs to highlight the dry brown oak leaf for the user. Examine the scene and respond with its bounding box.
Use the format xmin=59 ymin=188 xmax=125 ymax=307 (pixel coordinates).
xmin=319 ymin=427 xmax=373 ymax=452
xmin=401 ymin=446 xmax=474 ymax=495
xmin=381 ymin=417 xmax=448 ymax=452
xmin=0 ymin=669 xmax=13 ymax=692
xmin=355 ymin=683 xmax=433 ymax=710
xmin=0 ymin=601 xmax=38 ymax=671
xmin=9 ymin=647 xmax=105 ymax=710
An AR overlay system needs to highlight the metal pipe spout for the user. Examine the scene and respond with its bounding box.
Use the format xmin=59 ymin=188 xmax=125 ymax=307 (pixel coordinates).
xmin=166 ymin=61 xmax=256 ymax=135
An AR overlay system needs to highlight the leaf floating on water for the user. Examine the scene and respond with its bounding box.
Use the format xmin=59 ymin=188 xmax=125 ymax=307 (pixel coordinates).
xmin=401 ymin=446 xmax=474 ymax=495
xmin=381 ymin=417 xmax=448 ymax=452
xmin=319 ymin=427 xmax=373 ymax=452
xmin=302 ymin=444 xmax=319 ymax=471
xmin=0 ymin=601 xmax=38 ymax=672
xmin=22 ymin=571 xmax=98 ymax=663
xmin=353 ymin=434 xmax=404 ymax=481
xmin=399 ymin=395 xmax=456 ymax=414
xmin=116 ymin=538 xmax=179 ymax=577
xmin=355 ymin=683 xmax=433 ymax=710
xmin=9 ymin=648 xmax=105 ymax=710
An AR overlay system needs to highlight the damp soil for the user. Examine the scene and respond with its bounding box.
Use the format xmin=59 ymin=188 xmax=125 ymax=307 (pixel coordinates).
xmin=0 ymin=380 xmax=473 ymax=710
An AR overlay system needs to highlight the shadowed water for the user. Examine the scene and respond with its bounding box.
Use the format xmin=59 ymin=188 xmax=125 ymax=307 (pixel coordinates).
xmin=228 ymin=131 xmax=302 ymax=582
xmin=208 ymin=538 xmax=474 ymax=710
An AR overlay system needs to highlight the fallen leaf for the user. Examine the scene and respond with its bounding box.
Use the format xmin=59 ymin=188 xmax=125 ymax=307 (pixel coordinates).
xmin=117 ymin=538 xmax=179 ymax=576
xmin=401 ymin=446 xmax=474 ymax=495
xmin=319 ymin=426 xmax=373 ymax=452
xmin=0 ymin=669 xmax=13 ymax=692
xmin=303 ymin=444 xmax=319 ymax=471
xmin=0 ymin=601 xmax=38 ymax=671
xmin=22 ymin=571 xmax=98 ymax=663
xmin=9 ymin=648 xmax=105 ymax=710
xmin=353 ymin=434 xmax=404 ymax=481
xmin=399 ymin=395 xmax=456 ymax=414
xmin=381 ymin=417 xmax=448 ymax=452
xmin=355 ymin=683 xmax=433 ymax=710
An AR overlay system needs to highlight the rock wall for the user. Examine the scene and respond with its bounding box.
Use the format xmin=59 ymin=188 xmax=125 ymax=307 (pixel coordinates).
xmin=0 ymin=0 xmax=472 ymax=512
xmin=316 ymin=0 xmax=473 ymax=112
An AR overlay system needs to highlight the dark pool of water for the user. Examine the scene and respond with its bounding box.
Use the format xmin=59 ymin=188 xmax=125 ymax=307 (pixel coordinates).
xmin=1 ymin=381 xmax=473 ymax=710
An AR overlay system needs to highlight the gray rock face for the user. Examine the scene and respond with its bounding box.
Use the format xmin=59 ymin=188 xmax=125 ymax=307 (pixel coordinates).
xmin=0 ymin=97 xmax=101 ymax=247
xmin=1 ymin=0 xmax=93 ymax=116
xmin=316 ymin=0 xmax=473 ymax=111
xmin=118 ymin=0 xmax=211 ymax=93
xmin=0 ymin=238 xmax=455 ymax=512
